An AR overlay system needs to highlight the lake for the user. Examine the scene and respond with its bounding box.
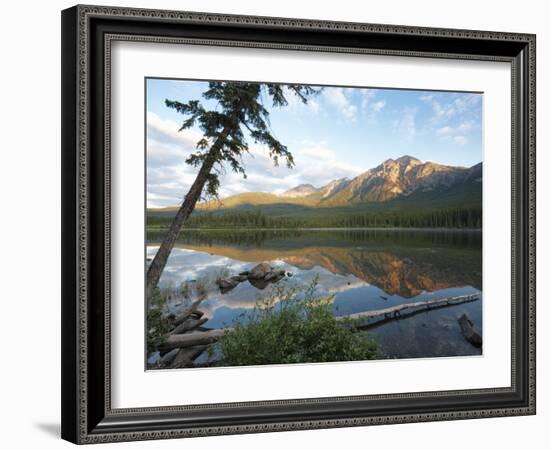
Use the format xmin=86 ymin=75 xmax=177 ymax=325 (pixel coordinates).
xmin=147 ymin=228 xmax=482 ymax=361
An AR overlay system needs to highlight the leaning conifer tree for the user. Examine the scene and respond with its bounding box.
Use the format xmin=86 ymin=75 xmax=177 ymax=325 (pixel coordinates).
xmin=147 ymin=82 xmax=318 ymax=298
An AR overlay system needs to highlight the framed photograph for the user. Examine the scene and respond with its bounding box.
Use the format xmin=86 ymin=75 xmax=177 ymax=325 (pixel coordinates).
xmin=61 ymin=4 xmax=536 ymax=444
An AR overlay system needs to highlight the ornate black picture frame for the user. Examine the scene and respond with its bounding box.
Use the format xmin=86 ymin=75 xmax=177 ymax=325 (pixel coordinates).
xmin=61 ymin=4 xmax=536 ymax=444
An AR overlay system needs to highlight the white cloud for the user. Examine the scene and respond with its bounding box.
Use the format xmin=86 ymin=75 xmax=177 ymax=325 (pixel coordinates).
xmin=147 ymin=111 xmax=203 ymax=148
xmin=421 ymin=93 xmax=482 ymax=125
xmin=453 ymin=136 xmax=468 ymax=146
xmin=146 ymin=112 xmax=362 ymax=207
xmin=359 ymin=90 xmax=386 ymax=122
xmin=308 ymin=99 xmax=321 ymax=113
xmin=282 ymin=87 xmax=321 ymax=114
xmin=323 ymin=87 xmax=357 ymax=120
xmin=434 ymin=120 xmax=477 ymax=147
xmin=371 ymin=100 xmax=386 ymax=113
xmin=436 ymin=121 xmax=475 ymax=142
xmin=393 ymin=107 xmax=417 ymax=142
xmin=360 ymin=89 xmax=376 ymax=108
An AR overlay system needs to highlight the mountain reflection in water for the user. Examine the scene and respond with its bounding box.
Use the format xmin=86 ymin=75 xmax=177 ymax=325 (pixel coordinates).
xmin=147 ymin=228 xmax=482 ymax=359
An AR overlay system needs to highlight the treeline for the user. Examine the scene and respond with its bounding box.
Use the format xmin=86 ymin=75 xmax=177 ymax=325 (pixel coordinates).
xmin=147 ymin=227 xmax=481 ymax=250
xmin=147 ymin=207 xmax=482 ymax=229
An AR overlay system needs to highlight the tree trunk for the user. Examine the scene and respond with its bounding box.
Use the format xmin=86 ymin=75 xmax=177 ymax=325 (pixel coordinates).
xmin=341 ymin=294 xmax=480 ymax=322
xmin=146 ymin=130 xmax=229 ymax=299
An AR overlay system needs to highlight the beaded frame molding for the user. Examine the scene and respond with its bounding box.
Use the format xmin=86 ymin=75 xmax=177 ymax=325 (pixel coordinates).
xmin=61 ymin=4 xmax=536 ymax=444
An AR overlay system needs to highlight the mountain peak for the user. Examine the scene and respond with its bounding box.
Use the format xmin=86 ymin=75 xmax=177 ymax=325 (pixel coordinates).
xmin=283 ymin=183 xmax=318 ymax=198
xmin=396 ymin=155 xmax=420 ymax=163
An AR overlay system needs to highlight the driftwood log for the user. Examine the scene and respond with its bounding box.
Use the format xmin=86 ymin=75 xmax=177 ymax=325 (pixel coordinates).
xmin=159 ymin=329 xmax=229 ymax=351
xmin=341 ymin=294 xmax=480 ymax=322
xmin=170 ymin=297 xmax=206 ymax=327
xmin=158 ymin=348 xmax=179 ymax=366
xmin=171 ymin=317 xmax=209 ymax=335
xmin=170 ymin=345 xmax=208 ymax=369
xmin=458 ymin=313 xmax=482 ymax=348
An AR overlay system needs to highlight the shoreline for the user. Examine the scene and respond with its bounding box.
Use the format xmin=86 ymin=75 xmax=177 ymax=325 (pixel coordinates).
xmin=146 ymin=226 xmax=482 ymax=232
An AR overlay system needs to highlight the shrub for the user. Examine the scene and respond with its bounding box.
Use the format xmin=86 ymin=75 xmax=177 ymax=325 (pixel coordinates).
xmin=218 ymin=279 xmax=379 ymax=366
xmin=146 ymin=287 xmax=172 ymax=354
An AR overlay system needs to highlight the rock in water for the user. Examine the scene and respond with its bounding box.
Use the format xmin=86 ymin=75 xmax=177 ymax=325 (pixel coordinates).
xmin=264 ymin=269 xmax=286 ymax=282
xmin=264 ymin=270 xmax=285 ymax=281
xmin=231 ymin=274 xmax=248 ymax=283
xmin=248 ymin=263 xmax=273 ymax=279
xmin=217 ymin=278 xmax=238 ymax=293
xmin=248 ymin=278 xmax=270 ymax=290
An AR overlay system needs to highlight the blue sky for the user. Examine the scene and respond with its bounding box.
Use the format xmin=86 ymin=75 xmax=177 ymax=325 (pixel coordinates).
xmin=146 ymin=78 xmax=482 ymax=208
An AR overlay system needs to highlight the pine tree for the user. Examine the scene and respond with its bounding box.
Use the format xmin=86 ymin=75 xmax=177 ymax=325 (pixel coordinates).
xmin=146 ymin=82 xmax=318 ymax=297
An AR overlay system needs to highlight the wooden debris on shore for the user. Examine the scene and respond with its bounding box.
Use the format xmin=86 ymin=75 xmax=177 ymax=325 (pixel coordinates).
xmin=458 ymin=313 xmax=482 ymax=348
xmin=151 ymin=286 xmax=482 ymax=369
xmin=171 ymin=317 xmax=209 ymax=335
xmin=158 ymin=348 xmax=179 ymax=366
xmin=170 ymin=345 xmax=209 ymax=369
xmin=159 ymin=329 xmax=228 ymax=351
xmin=153 ymin=295 xmax=213 ymax=369
xmin=216 ymin=263 xmax=288 ymax=293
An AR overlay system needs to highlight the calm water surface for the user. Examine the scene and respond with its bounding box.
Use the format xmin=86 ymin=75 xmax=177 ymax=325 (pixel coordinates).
xmin=147 ymin=228 xmax=482 ymax=360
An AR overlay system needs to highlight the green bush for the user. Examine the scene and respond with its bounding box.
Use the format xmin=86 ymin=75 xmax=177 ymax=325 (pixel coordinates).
xmin=146 ymin=288 xmax=172 ymax=354
xmin=218 ymin=280 xmax=379 ymax=366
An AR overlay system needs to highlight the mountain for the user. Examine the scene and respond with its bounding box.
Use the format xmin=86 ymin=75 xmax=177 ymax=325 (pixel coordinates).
xmin=321 ymin=155 xmax=471 ymax=204
xmin=193 ymin=156 xmax=481 ymax=211
xmin=282 ymin=184 xmax=318 ymax=198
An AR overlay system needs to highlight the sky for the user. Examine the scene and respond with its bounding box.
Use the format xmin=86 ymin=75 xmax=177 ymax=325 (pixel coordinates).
xmin=146 ymin=78 xmax=482 ymax=208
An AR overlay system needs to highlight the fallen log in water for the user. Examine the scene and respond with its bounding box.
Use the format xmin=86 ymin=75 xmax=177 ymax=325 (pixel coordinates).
xmin=170 ymin=296 xmax=206 ymax=326
xmin=158 ymin=348 xmax=179 ymax=366
xmin=159 ymin=329 xmax=229 ymax=351
xmin=355 ymin=300 xmax=465 ymax=331
xmin=171 ymin=317 xmax=209 ymax=335
xmin=170 ymin=345 xmax=208 ymax=369
xmin=458 ymin=313 xmax=482 ymax=348
xmin=341 ymin=294 xmax=480 ymax=323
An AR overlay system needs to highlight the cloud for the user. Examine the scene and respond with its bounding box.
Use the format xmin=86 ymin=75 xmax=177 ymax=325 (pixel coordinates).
xmin=393 ymin=107 xmax=417 ymax=142
xmin=453 ymin=136 xmax=468 ymax=146
xmin=421 ymin=93 xmax=482 ymax=124
xmin=435 ymin=121 xmax=474 ymax=146
xmin=307 ymin=99 xmax=321 ymax=113
xmin=436 ymin=121 xmax=474 ymax=137
xmin=359 ymin=90 xmax=386 ymax=122
xmin=360 ymin=89 xmax=376 ymax=108
xmin=282 ymin=87 xmax=321 ymax=114
xmin=323 ymin=87 xmax=357 ymax=120
xmin=371 ymin=100 xmax=386 ymax=113
xmin=147 ymin=111 xmax=203 ymax=148
xmin=146 ymin=113 xmax=362 ymax=208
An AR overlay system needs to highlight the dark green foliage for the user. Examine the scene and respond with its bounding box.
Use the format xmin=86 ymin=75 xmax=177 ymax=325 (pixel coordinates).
xmin=146 ymin=288 xmax=171 ymax=354
xmin=217 ymin=280 xmax=379 ymax=366
xmin=147 ymin=206 xmax=482 ymax=230
xmin=165 ymin=82 xmax=319 ymax=200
